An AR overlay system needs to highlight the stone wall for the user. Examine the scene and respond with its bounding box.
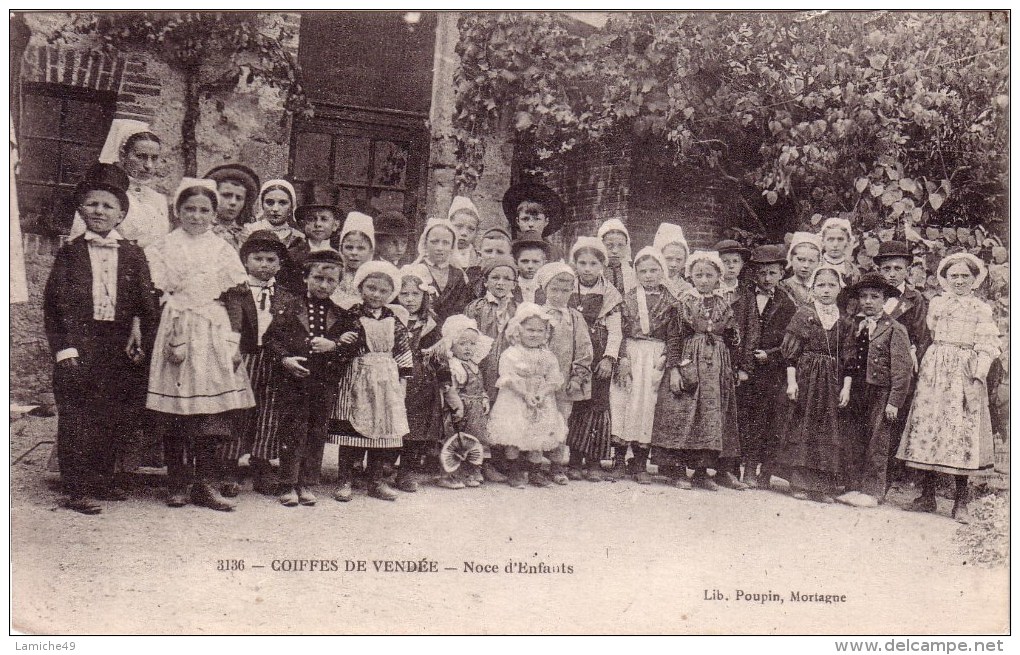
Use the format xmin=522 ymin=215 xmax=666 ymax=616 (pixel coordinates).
xmin=425 ymin=12 xmax=514 ymax=236
xmin=10 ymin=234 xmax=60 ymax=402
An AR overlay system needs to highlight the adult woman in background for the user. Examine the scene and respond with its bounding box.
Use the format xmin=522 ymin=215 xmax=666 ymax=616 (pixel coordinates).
xmin=69 ymin=119 xmax=170 ymax=248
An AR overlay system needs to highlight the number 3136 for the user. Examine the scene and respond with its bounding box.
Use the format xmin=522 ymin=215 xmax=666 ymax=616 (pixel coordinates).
xmin=217 ymin=559 xmax=245 ymax=571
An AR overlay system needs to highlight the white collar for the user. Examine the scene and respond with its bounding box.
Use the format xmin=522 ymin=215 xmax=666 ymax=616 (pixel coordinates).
xmin=249 ymin=275 xmax=275 ymax=288
xmin=85 ymin=228 xmax=123 ymax=242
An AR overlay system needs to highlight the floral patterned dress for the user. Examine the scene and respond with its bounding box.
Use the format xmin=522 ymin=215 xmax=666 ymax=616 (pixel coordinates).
xmin=896 ymin=294 xmax=1001 ymax=476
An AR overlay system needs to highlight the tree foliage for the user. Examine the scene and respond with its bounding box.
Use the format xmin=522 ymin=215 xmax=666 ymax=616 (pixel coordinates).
xmin=56 ymin=11 xmax=313 ymax=175
xmin=453 ymin=11 xmax=1008 ymax=237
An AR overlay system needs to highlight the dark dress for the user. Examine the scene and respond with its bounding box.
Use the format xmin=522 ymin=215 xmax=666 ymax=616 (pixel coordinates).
xmin=566 ymin=286 xmax=623 ymax=462
xmin=427 ymin=264 xmax=476 ymax=324
xmin=404 ymin=313 xmax=449 ymax=444
xmin=777 ymin=306 xmax=851 ymax=494
xmin=651 ymin=293 xmax=741 ymax=469
xmin=464 ymin=295 xmax=517 ymax=400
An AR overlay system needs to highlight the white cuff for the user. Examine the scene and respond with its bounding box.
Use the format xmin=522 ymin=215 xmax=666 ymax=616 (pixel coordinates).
xmin=56 ymin=348 xmax=79 ymax=362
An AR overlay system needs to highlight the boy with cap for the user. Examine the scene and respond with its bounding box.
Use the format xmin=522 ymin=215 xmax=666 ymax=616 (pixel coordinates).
xmin=217 ymin=230 xmax=296 ymax=496
xmin=374 ymin=210 xmax=412 ymax=266
xmin=873 ymin=240 xmax=930 ymax=486
xmin=839 ymin=272 xmax=913 ymax=507
xmin=502 ymin=181 xmax=565 ymax=240
xmin=44 ymin=163 xmax=160 ymax=514
xmin=263 ymin=249 xmax=363 ymax=506
xmin=513 ymin=230 xmax=555 ymax=304
xmin=739 ymin=244 xmax=797 ymax=489
xmin=279 ymin=194 xmax=342 ymax=293
xmin=205 ymin=163 xmax=260 ymax=250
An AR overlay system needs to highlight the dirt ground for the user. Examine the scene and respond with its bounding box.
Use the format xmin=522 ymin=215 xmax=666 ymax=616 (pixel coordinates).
xmin=9 ymin=414 xmax=1008 ymax=635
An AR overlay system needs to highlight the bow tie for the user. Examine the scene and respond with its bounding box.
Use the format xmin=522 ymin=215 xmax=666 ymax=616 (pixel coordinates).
xmin=85 ymin=233 xmax=120 ymax=248
xmin=756 ymin=288 xmax=774 ymax=298
xmin=857 ymin=316 xmax=878 ymax=335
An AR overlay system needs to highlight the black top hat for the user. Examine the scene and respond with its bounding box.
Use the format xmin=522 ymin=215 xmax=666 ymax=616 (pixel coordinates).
xmin=847 ymin=271 xmax=902 ymax=298
xmin=374 ymin=210 xmax=412 ymax=237
xmin=750 ymin=244 xmax=787 ymax=265
xmin=294 ymin=180 xmax=341 ymax=222
xmin=502 ymin=181 xmax=564 ymax=238
xmin=713 ymin=239 xmax=752 ymax=259
xmin=872 ymin=240 xmax=912 ymax=263
xmin=74 ymin=162 xmax=130 ymax=212
xmin=240 ymin=230 xmax=290 ymax=262
xmin=303 ymin=248 xmax=344 ymax=269
xmin=511 ymin=230 xmax=556 ymax=260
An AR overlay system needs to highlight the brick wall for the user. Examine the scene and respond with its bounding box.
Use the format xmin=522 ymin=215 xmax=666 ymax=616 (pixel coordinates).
xmin=540 ymin=132 xmax=741 ymax=257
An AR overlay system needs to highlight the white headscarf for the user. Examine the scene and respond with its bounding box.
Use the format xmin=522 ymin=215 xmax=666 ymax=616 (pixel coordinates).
xmin=569 ymin=236 xmax=609 ymax=264
xmin=808 ymin=264 xmax=846 ymax=288
xmin=415 ymin=217 xmax=458 ymax=266
xmin=99 ymin=119 xmax=152 ymax=164
xmin=787 ymin=231 xmax=823 ymax=268
xmin=631 ymin=246 xmax=669 ymax=335
xmin=352 ymin=260 xmax=402 ymax=303
xmin=506 ymin=302 xmax=552 ymax=346
xmin=936 ymin=252 xmax=988 ymax=291
xmin=440 ymin=314 xmax=494 ymax=365
xmin=447 ymin=195 xmax=480 ymax=221
xmin=400 ymin=263 xmax=438 ymax=295
xmin=684 ymin=249 xmax=725 ymax=280
xmin=534 ymin=261 xmax=576 ymax=290
xmin=256 ymin=179 xmax=297 ymax=220
xmin=652 ymin=222 xmax=689 ymax=257
xmin=340 ymin=211 xmax=376 ymax=251
xmin=171 ymin=178 xmax=219 ymax=217
xmin=819 ymin=217 xmax=856 ymax=261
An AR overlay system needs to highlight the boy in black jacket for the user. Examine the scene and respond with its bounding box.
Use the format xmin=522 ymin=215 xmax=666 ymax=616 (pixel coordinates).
xmin=264 ymin=250 xmax=363 ymax=506
xmin=43 ymin=164 xmax=160 ymax=514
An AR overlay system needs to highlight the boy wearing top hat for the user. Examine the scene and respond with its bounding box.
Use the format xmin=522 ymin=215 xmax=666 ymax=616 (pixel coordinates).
xmin=839 ymin=273 xmax=913 ymax=507
xmin=374 ymin=210 xmax=412 ymax=266
xmin=44 ymin=163 xmax=161 ymax=514
xmin=739 ymin=244 xmax=797 ymax=488
xmin=263 ymin=249 xmax=363 ymax=506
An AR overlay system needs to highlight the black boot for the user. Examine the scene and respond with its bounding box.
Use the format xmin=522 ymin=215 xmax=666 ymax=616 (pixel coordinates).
xmin=951 ymin=475 xmax=970 ymax=523
xmin=606 ymin=443 xmax=628 ymax=481
xmin=630 ymin=446 xmax=651 ymax=484
xmin=909 ymin=471 xmax=937 ymax=513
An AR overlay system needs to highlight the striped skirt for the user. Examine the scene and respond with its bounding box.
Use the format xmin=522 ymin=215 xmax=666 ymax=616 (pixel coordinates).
xmin=217 ymin=349 xmax=281 ymax=462
xmin=327 ymin=358 xmax=405 ymax=449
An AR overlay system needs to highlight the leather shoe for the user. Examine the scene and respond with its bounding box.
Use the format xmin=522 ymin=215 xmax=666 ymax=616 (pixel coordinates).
xmin=908 ymin=494 xmax=937 ymax=513
xmin=279 ymin=488 xmax=299 ymax=507
xmin=93 ymin=486 xmax=129 ymax=501
xmin=369 ymin=481 xmax=398 ymax=501
xmin=718 ymin=471 xmax=748 ymax=491
xmin=332 ymin=483 xmax=353 ymax=502
xmin=298 ymin=487 xmax=317 ymax=506
xmin=192 ymin=483 xmax=237 ymax=511
xmin=692 ymin=474 xmax=719 ymax=491
xmin=167 ymin=488 xmax=190 ymax=507
xmin=394 ymin=472 xmax=419 ymax=493
xmin=482 ymin=463 xmax=508 ymax=483
xmin=66 ymin=496 xmax=102 ymax=515
xmin=436 ymin=476 xmax=465 ymax=490
xmin=221 ymin=481 xmax=242 ymax=498
xmin=529 ymin=471 xmax=553 ymax=488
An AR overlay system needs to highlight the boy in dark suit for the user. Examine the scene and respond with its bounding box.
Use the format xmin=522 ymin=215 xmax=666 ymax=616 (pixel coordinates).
xmin=739 ymin=244 xmax=798 ymax=489
xmin=264 ymin=250 xmax=363 ymax=506
xmin=839 ymin=272 xmax=913 ymax=507
xmin=44 ymin=163 xmax=160 ymax=514
xmin=279 ymin=194 xmax=342 ymax=294
xmin=873 ymin=240 xmax=931 ymax=487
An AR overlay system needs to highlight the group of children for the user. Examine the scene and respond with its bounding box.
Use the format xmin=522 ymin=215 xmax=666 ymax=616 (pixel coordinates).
xmin=45 ymin=145 xmax=1001 ymax=525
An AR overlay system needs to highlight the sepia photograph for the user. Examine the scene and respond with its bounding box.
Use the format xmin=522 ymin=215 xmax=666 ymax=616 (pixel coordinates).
xmin=7 ymin=8 xmax=1011 ymax=641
